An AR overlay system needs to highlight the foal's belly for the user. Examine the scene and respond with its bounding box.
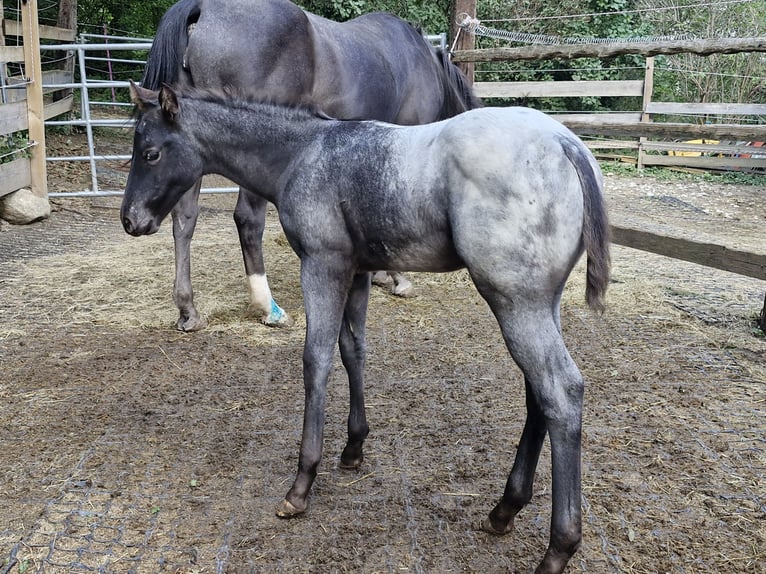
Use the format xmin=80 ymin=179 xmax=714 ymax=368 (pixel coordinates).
xmin=353 ymin=235 xmax=464 ymax=274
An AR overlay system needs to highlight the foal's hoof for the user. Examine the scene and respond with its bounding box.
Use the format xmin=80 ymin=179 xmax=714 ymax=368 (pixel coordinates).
xmin=176 ymin=313 xmax=208 ymax=332
xmin=275 ymin=498 xmax=306 ymax=518
xmin=481 ymin=515 xmax=515 ymax=536
xmin=259 ymin=300 xmax=294 ymax=328
xmin=339 ymin=447 xmax=364 ymax=470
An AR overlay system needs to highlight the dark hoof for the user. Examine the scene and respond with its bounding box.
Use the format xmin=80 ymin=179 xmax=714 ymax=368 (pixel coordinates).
xmin=339 ymin=457 xmax=363 ymax=470
xmin=340 ymin=445 xmax=364 ymax=469
xmin=481 ymin=515 xmax=514 ymax=536
xmin=176 ymin=314 xmax=207 ymax=332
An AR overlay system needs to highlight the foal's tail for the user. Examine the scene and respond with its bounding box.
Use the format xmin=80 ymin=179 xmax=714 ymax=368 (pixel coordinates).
xmin=433 ymin=47 xmax=483 ymax=118
xmin=559 ymin=136 xmax=611 ymax=312
xmin=142 ymin=0 xmax=201 ymax=90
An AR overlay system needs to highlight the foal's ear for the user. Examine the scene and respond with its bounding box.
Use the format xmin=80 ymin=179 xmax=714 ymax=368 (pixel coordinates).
xmin=159 ymin=83 xmax=181 ymax=122
xmin=129 ymin=80 xmax=158 ymax=111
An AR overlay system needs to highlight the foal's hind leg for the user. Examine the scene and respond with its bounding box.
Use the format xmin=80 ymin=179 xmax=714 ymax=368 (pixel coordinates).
xmin=234 ymin=188 xmax=292 ymax=327
xmin=482 ymin=294 xmax=583 ymax=574
xmin=171 ymin=182 xmax=206 ymax=332
xmin=483 ymin=378 xmax=547 ymax=535
xmin=338 ymin=273 xmax=371 ymax=469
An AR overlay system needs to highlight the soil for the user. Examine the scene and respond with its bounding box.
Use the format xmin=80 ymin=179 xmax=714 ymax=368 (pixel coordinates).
xmin=0 ymin=137 xmax=765 ymax=573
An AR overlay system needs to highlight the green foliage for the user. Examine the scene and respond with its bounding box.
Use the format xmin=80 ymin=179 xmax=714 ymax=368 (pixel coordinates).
xmin=637 ymin=0 xmax=766 ymax=105
xmin=78 ymin=1 xmax=177 ymax=37
xmin=476 ymin=0 xmax=766 ymax=111
xmin=73 ymin=1 xmax=451 ymax=38
xmin=600 ymin=160 xmax=766 ymax=186
xmin=477 ymin=0 xmax=652 ymax=110
xmin=0 ymin=133 xmax=30 ymax=165
xmin=301 ymin=0 xmax=449 ymax=32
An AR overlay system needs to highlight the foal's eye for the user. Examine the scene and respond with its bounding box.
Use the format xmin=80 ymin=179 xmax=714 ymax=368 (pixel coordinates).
xmin=143 ymin=149 xmax=161 ymax=163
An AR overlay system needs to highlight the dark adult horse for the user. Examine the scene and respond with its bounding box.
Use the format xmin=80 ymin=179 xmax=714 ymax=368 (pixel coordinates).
xmin=140 ymin=0 xmax=481 ymax=331
xmin=123 ymin=83 xmax=611 ymax=574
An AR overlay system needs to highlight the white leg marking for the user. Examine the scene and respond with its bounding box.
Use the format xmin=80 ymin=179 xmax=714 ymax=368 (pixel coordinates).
xmin=247 ymin=273 xmax=293 ymax=327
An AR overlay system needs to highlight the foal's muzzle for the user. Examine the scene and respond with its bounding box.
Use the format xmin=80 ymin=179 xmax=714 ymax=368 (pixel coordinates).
xmin=120 ymin=208 xmax=160 ymax=236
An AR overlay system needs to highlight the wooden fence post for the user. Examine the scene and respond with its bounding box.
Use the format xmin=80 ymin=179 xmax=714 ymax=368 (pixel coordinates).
xmin=449 ymin=0 xmax=476 ymax=84
xmin=637 ymin=56 xmax=654 ymax=170
xmin=20 ymin=0 xmax=47 ymax=198
xmin=0 ymin=1 xmax=6 ymax=99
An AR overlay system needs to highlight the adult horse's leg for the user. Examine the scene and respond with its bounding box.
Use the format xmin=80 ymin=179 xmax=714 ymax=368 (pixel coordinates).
xmin=480 ymin=291 xmax=583 ymax=574
xmin=371 ymin=271 xmax=414 ymax=297
xmin=338 ymin=272 xmax=371 ymax=469
xmin=233 ymin=189 xmax=292 ymax=327
xmin=276 ymin=257 xmax=356 ymax=517
xmin=171 ymin=181 xmax=206 ymax=332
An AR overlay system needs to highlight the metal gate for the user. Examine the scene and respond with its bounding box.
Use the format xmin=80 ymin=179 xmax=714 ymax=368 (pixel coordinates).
xmin=42 ymin=32 xmax=446 ymax=198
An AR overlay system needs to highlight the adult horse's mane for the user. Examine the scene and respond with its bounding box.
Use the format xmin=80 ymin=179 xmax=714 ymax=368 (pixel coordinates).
xmin=432 ymin=47 xmax=482 ymax=116
xmin=165 ymin=85 xmax=338 ymax=122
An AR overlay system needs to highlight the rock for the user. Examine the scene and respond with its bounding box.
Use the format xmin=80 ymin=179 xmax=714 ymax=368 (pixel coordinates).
xmin=0 ymin=188 xmax=51 ymax=224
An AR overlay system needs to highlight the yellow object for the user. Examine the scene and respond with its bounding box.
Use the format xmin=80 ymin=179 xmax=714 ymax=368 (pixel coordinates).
xmin=668 ymin=139 xmax=720 ymax=156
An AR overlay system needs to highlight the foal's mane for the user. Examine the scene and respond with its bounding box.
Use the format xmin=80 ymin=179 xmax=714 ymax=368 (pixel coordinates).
xmin=132 ymin=84 xmax=335 ymax=122
xmin=181 ymin=86 xmax=335 ymax=121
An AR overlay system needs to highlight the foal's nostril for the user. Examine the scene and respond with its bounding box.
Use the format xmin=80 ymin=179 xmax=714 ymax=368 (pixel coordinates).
xmin=122 ymin=216 xmax=134 ymax=234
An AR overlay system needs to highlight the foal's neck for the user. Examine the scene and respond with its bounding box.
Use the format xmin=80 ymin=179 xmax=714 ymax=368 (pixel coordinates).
xmin=187 ymin=96 xmax=324 ymax=201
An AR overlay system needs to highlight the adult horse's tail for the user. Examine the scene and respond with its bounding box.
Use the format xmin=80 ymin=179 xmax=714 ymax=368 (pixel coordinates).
xmin=433 ymin=47 xmax=483 ymax=118
xmin=559 ymin=136 xmax=611 ymax=312
xmin=142 ymin=0 xmax=201 ymax=90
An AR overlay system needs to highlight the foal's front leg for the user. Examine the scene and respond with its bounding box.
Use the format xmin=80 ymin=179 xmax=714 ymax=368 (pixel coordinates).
xmin=234 ymin=189 xmax=292 ymax=327
xmin=276 ymin=259 xmax=356 ymax=517
xmin=171 ymin=182 xmax=206 ymax=332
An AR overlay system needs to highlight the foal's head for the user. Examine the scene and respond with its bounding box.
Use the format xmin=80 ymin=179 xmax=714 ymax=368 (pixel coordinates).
xmin=121 ymin=82 xmax=203 ymax=236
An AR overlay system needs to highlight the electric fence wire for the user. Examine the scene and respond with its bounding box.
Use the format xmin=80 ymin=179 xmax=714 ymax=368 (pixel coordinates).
xmin=456 ymin=13 xmax=694 ymax=46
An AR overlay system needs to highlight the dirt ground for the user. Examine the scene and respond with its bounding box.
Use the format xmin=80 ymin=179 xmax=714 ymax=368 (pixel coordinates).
xmin=1 ymin=158 xmax=765 ymax=573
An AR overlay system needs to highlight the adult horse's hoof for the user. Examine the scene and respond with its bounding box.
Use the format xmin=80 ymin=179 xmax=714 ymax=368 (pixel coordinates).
xmin=176 ymin=313 xmax=208 ymax=332
xmin=275 ymin=498 xmax=306 ymax=518
xmin=371 ymin=271 xmax=392 ymax=287
xmin=392 ymin=277 xmax=415 ymax=298
xmin=259 ymin=300 xmax=293 ymax=328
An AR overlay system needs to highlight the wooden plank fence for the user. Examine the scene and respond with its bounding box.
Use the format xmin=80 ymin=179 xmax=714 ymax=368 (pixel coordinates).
xmin=472 ymin=58 xmax=766 ymax=172
xmin=0 ymin=0 xmax=75 ymax=200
